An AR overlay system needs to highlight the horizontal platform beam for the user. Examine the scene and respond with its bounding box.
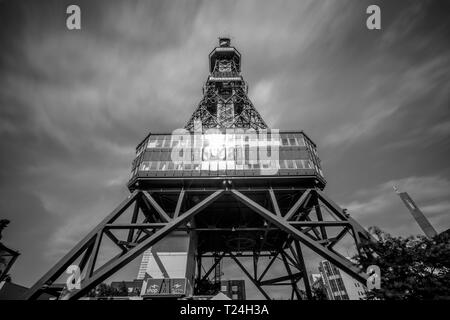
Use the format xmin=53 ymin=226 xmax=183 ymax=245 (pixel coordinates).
xmin=105 ymin=223 xmax=167 ymax=229
xmin=259 ymin=272 xmax=303 ymax=286
xmin=289 ymin=221 xmax=350 ymax=227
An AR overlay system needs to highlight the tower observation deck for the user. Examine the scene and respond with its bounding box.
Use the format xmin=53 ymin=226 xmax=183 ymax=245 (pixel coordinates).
xmin=128 ymin=37 xmax=325 ymax=191
xmin=26 ymin=38 xmax=373 ymax=300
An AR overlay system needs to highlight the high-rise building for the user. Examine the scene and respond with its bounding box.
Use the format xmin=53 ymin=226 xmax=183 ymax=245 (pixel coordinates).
xmin=219 ymin=280 xmax=246 ymax=300
xmin=395 ymin=187 xmax=438 ymax=238
xmin=318 ymin=260 xmax=366 ymax=300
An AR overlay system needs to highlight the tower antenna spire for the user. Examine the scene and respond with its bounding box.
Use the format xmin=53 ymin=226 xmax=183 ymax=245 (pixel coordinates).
xmin=185 ymin=35 xmax=267 ymax=131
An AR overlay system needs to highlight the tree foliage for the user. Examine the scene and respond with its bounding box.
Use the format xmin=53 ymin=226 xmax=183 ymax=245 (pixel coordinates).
xmin=86 ymin=283 xmax=128 ymax=298
xmin=356 ymin=227 xmax=450 ymax=300
xmin=311 ymin=281 xmax=328 ymax=300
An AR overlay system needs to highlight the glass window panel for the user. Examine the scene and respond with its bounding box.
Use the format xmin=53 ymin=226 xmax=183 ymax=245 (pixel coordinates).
xmin=164 ymin=150 xmax=172 ymax=161
xmin=295 ymin=160 xmax=303 ymax=169
xmin=156 ymin=136 xmax=164 ymax=148
xmin=163 ymin=136 xmax=171 ymax=148
xmin=218 ymin=161 xmax=226 ymax=170
xmin=294 ymin=135 xmax=306 ymax=146
xmin=248 ymin=147 xmax=258 ymax=163
xmin=227 ymin=160 xmax=235 ymax=170
xmin=235 ymin=146 xmax=244 ymax=164
xmin=286 ymin=160 xmax=295 ymax=169
xmin=226 ymin=146 xmax=235 ymax=160
xmin=147 ymin=136 xmax=157 ymax=148
xmin=337 ymin=279 xmax=345 ymax=291
xmin=235 ymin=163 xmax=243 ymax=170
xmin=249 ymin=133 xmax=258 ymax=147
xmin=282 ymin=138 xmax=289 ymax=146
xmin=184 ymin=163 xmax=192 ymax=170
xmin=272 ymin=160 xmax=279 ymax=170
xmin=158 ymin=162 xmax=167 ymax=171
xmin=291 ymin=150 xmax=299 ymax=158
xmin=330 ymin=280 xmax=338 ymax=292
xmin=202 ymin=147 xmax=209 ymax=161
xmin=304 ymin=160 xmax=312 ymax=169
xmin=268 ymin=135 xmax=280 ymax=147
xmin=201 ymin=161 xmax=209 ymax=171
xmin=150 ymin=161 xmax=158 ymax=170
xmin=210 ymin=161 xmax=218 ymax=171
xmin=140 ymin=161 xmax=150 ymax=171
xmin=193 ymin=148 xmax=202 ymax=162
xmin=280 ymin=149 xmax=290 ymax=160
xmin=150 ymin=151 xmax=158 ymax=161
xmin=289 ymin=138 xmax=296 ymax=146
xmin=193 ymin=163 xmax=200 ymax=171
xmin=259 ymin=146 xmax=269 ymax=161
xmin=168 ymin=162 xmax=175 ymax=170
xmin=279 ymin=160 xmax=287 ymax=169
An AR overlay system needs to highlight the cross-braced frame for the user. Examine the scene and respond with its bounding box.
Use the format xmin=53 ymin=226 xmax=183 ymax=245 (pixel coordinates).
xmin=26 ymin=186 xmax=372 ymax=300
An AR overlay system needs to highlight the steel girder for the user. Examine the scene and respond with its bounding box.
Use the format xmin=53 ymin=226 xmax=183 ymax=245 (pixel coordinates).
xmin=185 ymin=85 xmax=268 ymax=131
xmin=25 ymin=189 xmax=223 ymax=300
xmin=25 ymin=187 xmax=371 ymax=300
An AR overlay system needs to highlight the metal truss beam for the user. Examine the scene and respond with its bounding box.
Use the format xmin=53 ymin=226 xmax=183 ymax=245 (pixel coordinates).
xmin=26 ymin=186 xmax=371 ymax=300
xmin=228 ymin=251 xmax=271 ymax=300
xmin=26 ymin=189 xmax=224 ymax=300
xmin=230 ymin=189 xmax=368 ymax=284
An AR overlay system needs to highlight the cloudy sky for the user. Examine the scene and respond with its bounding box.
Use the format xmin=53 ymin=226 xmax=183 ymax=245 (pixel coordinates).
xmin=0 ymin=0 xmax=449 ymax=296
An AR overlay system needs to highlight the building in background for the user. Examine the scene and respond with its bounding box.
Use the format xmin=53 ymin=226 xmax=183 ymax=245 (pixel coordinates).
xmin=219 ymin=280 xmax=246 ymax=300
xmin=137 ymin=251 xmax=189 ymax=280
xmin=394 ymin=186 xmax=438 ymax=239
xmin=340 ymin=270 xmax=367 ymax=300
xmin=110 ymin=280 xmax=143 ymax=297
xmin=318 ymin=260 xmax=366 ymax=300
xmin=136 ymin=231 xmax=197 ymax=299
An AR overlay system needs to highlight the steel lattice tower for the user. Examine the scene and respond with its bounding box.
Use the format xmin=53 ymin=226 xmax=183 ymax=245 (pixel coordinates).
xmin=26 ymin=38 xmax=373 ymax=300
xmin=185 ymin=37 xmax=267 ymax=131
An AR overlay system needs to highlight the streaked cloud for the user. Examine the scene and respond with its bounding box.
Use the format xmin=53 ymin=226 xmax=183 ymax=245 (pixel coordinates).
xmin=0 ymin=0 xmax=448 ymax=292
xmin=344 ymin=175 xmax=450 ymax=236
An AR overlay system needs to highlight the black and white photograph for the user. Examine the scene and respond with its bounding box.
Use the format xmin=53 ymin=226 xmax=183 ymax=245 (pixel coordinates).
xmin=0 ymin=0 xmax=449 ymax=311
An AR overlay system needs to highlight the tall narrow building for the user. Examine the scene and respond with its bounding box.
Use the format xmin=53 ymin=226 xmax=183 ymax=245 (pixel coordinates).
xmin=395 ymin=186 xmax=438 ymax=238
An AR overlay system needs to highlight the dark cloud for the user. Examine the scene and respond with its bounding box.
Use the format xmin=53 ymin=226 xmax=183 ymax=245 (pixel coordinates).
xmin=0 ymin=0 xmax=448 ymax=296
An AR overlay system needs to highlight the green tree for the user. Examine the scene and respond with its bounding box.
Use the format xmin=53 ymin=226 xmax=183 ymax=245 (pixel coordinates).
xmin=355 ymin=227 xmax=450 ymax=300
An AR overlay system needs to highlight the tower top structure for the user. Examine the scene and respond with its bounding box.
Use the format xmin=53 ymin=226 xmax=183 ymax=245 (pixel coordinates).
xmin=185 ymin=37 xmax=267 ymax=131
xmin=26 ymin=36 xmax=372 ymax=301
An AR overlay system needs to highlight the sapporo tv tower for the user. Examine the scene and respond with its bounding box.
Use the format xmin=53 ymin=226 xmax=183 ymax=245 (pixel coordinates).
xmin=26 ymin=37 xmax=373 ymax=300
